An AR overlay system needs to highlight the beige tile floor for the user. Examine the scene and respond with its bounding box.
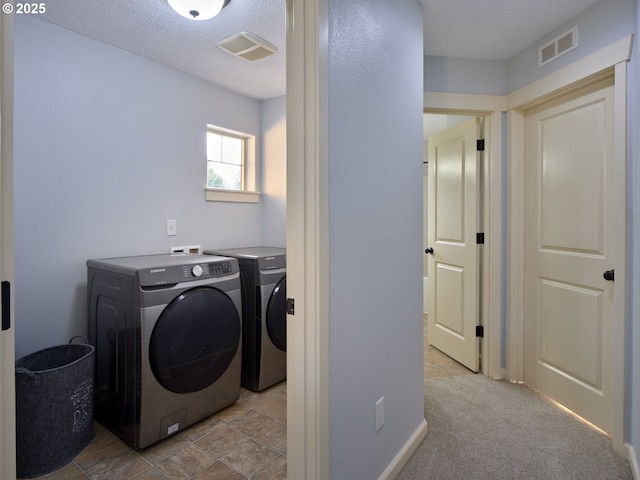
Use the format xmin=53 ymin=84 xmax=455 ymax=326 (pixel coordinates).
xmin=26 ymin=317 xmax=471 ymax=480
xmin=25 ymin=381 xmax=287 ymax=480
xmin=423 ymin=315 xmax=476 ymax=381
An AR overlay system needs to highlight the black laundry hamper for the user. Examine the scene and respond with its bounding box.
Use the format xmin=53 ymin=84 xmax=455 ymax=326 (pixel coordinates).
xmin=15 ymin=342 xmax=95 ymax=478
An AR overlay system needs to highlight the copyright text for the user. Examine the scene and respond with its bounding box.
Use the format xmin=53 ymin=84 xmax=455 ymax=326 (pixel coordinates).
xmin=2 ymin=3 xmax=47 ymax=14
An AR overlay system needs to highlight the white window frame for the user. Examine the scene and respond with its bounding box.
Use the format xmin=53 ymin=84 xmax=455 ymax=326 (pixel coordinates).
xmin=205 ymin=124 xmax=260 ymax=203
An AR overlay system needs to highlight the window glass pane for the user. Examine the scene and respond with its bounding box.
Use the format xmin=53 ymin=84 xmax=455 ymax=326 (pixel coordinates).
xmin=206 ymin=127 xmax=247 ymax=192
xmin=207 ymin=132 xmax=222 ymax=162
xmin=222 ymin=136 xmax=243 ymax=166
xmin=207 ymin=162 xmax=241 ymax=190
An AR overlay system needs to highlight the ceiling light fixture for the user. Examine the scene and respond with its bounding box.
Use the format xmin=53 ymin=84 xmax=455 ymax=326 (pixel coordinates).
xmin=167 ymin=0 xmax=230 ymax=21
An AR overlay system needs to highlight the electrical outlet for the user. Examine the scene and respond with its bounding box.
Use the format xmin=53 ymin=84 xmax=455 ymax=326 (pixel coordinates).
xmin=375 ymin=396 xmax=384 ymax=432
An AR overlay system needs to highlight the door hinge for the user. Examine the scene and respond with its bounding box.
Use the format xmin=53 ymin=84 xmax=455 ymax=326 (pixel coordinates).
xmin=286 ymin=298 xmax=295 ymax=315
xmin=477 ymin=139 xmax=485 ymax=151
xmin=476 ymin=325 xmax=484 ymax=338
xmin=476 ymin=232 xmax=485 ymax=244
xmin=1 ymin=281 xmax=10 ymax=331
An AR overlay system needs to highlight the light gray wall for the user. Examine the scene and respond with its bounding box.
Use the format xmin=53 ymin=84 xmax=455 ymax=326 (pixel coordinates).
xmin=13 ymin=16 xmax=272 ymax=358
xmin=507 ymin=0 xmax=636 ymax=92
xmin=328 ymin=0 xmax=425 ymax=477
xmin=424 ymin=56 xmax=507 ymax=95
xmin=260 ymin=95 xmax=286 ymax=248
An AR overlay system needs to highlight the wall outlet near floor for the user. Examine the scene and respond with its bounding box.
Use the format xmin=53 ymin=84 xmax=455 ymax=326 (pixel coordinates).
xmin=375 ymin=396 xmax=384 ymax=432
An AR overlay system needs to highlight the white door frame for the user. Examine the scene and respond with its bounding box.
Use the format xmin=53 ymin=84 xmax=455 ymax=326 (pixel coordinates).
xmin=423 ymin=93 xmax=505 ymax=379
xmin=0 ymin=8 xmax=16 ymax=480
xmin=285 ymin=0 xmax=330 ymax=478
xmin=505 ymin=35 xmax=632 ymax=455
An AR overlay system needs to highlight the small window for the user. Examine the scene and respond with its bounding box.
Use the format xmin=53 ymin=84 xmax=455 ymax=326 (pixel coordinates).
xmin=205 ymin=125 xmax=259 ymax=203
xmin=207 ymin=129 xmax=244 ymax=190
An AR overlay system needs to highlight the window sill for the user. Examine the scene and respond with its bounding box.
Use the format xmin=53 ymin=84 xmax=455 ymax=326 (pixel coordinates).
xmin=205 ymin=188 xmax=261 ymax=203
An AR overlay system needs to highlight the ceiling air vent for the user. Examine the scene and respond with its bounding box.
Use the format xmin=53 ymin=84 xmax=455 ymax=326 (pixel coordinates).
xmin=217 ymin=32 xmax=278 ymax=61
xmin=538 ymin=26 xmax=578 ymax=67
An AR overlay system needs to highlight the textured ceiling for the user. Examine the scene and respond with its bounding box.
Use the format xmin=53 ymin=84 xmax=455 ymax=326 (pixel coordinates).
xmin=35 ymin=0 xmax=601 ymax=100
xmin=36 ymin=0 xmax=286 ymax=100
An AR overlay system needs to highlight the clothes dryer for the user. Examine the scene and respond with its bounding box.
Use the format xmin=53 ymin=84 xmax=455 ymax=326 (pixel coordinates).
xmin=204 ymin=247 xmax=286 ymax=391
xmin=87 ymin=254 xmax=241 ymax=449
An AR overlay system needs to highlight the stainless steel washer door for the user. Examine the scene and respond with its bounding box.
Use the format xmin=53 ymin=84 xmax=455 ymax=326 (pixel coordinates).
xmin=149 ymin=286 xmax=240 ymax=393
xmin=266 ymin=276 xmax=287 ymax=351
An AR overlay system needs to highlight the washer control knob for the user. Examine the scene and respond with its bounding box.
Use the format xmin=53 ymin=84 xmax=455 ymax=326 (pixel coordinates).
xmin=191 ymin=264 xmax=203 ymax=277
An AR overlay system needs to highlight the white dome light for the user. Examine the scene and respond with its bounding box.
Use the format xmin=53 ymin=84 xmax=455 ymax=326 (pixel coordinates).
xmin=167 ymin=0 xmax=229 ymax=21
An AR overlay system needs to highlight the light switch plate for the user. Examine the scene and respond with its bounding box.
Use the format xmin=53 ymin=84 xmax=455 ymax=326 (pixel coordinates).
xmin=167 ymin=219 xmax=177 ymax=236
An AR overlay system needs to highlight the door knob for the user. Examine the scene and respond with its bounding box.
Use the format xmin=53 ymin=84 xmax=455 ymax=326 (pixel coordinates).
xmin=603 ymin=269 xmax=615 ymax=281
xmin=425 ymin=248 xmax=434 ymax=255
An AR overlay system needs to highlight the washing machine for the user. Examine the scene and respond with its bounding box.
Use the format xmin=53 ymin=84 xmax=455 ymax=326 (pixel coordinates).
xmin=204 ymin=247 xmax=286 ymax=391
xmin=86 ymin=253 xmax=242 ymax=450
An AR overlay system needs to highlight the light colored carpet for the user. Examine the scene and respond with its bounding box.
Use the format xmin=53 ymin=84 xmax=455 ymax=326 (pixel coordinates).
xmin=397 ymin=374 xmax=632 ymax=480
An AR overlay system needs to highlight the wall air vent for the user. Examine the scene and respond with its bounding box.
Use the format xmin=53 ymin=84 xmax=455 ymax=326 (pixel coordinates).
xmin=217 ymin=32 xmax=278 ymax=61
xmin=538 ymin=26 xmax=578 ymax=67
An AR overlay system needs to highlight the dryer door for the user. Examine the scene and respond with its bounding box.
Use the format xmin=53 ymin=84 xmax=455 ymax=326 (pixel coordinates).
xmin=266 ymin=276 xmax=287 ymax=351
xmin=149 ymin=287 xmax=240 ymax=393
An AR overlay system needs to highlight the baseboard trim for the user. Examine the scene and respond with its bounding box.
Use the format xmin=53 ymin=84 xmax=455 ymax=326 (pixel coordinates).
xmin=378 ymin=418 xmax=428 ymax=480
xmin=628 ymin=443 xmax=640 ymax=479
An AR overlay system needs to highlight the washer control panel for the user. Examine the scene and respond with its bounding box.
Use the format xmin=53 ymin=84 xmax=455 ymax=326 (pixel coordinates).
xmin=181 ymin=260 xmax=234 ymax=280
xmin=136 ymin=258 xmax=237 ymax=286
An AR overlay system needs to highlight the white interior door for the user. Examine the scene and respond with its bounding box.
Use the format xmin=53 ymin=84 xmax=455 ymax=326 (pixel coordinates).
xmin=426 ymin=118 xmax=480 ymax=372
xmin=524 ymin=78 xmax=615 ymax=433
xmin=0 ymin=10 xmax=16 ymax=479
